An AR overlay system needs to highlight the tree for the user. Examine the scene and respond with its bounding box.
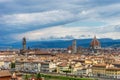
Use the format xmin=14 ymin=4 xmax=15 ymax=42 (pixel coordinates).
xmin=36 ymin=73 xmax=42 ymax=80
xmin=69 ymin=65 xmax=72 ymax=69
xmin=24 ymin=74 xmax=29 ymax=80
xmin=62 ymin=70 xmax=71 ymax=76
xmin=11 ymin=62 xmax=15 ymax=69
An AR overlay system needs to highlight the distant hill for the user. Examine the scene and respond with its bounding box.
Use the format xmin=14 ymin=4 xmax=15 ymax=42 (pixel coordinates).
xmin=0 ymin=38 xmax=120 ymax=49
xmin=6 ymin=38 xmax=120 ymax=49
xmin=109 ymin=44 xmax=120 ymax=48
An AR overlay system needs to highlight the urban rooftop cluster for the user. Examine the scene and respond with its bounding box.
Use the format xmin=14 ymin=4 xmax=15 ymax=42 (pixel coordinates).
xmin=0 ymin=36 xmax=120 ymax=80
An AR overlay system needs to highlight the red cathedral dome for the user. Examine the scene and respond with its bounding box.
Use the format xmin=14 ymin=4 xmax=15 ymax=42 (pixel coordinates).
xmin=90 ymin=36 xmax=100 ymax=47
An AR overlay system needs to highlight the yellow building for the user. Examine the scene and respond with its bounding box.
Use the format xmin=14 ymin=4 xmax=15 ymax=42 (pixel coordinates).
xmin=106 ymin=68 xmax=120 ymax=79
xmin=92 ymin=64 xmax=106 ymax=77
xmin=92 ymin=63 xmax=120 ymax=79
xmin=72 ymin=62 xmax=82 ymax=72
xmin=57 ymin=62 xmax=69 ymax=73
xmin=85 ymin=59 xmax=92 ymax=64
xmin=0 ymin=61 xmax=4 ymax=67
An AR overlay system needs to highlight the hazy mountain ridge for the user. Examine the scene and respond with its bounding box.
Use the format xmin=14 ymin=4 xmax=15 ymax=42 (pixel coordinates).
xmin=29 ymin=38 xmax=120 ymax=48
xmin=0 ymin=38 xmax=119 ymax=49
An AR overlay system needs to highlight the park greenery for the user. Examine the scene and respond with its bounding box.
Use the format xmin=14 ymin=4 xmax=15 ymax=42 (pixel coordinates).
xmin=23 ymin=73 xmax=96 ymax=80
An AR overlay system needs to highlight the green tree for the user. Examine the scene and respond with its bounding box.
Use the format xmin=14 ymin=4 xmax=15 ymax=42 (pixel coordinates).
xmin=62 ymin=70 xmax=71 ymax=76
xmin=69 ymin=65 xmax=72 ymax=72
xmin=36 ymin=73 xmax=42 ymax=80
xmin=69 ymin=65 xmax=72 ymax=69
xmin=24 ymin=74 xmax=29 ymax=80
xmin=11 ymin=62 xmax=15 ymax=69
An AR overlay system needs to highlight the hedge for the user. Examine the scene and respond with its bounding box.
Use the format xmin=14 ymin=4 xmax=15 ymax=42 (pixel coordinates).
xmin=39 ymin=74 xmax=96 ymax=80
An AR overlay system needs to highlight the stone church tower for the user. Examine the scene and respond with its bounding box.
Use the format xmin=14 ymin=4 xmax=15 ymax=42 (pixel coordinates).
xmin=22 ymin=37 xmax=26 ymax=50
xmin=72 ymin=39 xmax=77 ymax=53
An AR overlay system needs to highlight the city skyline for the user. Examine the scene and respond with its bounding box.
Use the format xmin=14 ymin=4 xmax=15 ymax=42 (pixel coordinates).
xmin=0 ymin=0 xmax=120 ymax=44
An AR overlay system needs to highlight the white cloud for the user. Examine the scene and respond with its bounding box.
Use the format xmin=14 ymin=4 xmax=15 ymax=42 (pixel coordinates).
xmin=11 ymin=25 xmax=120 ymax=41
xmin=1 ymin=10 xmax=75 ymax=26
xmin=1 ymin=0 xmax=120 ymax=43
xmin=1 ymin=2 xmax=120 ymax=28
xmin=101 ymin=32 xmax=120 ymax=40
xmin=12 ymin=26 xmax=77 ymax=41
xmin=82 ymin=3 xmax=120 ymax=25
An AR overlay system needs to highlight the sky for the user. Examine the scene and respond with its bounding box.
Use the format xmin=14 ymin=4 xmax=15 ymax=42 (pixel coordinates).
xmin=0 ymin=0 xmax=120 ymax=43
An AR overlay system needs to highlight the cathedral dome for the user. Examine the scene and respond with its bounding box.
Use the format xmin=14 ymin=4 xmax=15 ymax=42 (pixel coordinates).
xmin=90 ymin=36 xmax=100 ymax=47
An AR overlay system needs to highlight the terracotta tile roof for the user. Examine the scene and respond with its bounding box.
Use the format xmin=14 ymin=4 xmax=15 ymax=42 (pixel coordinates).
xmin=58 ymin=62 xmax=68 ymax=67
xmin=93 ymin=64 xmax=106 ymax=68
xmin=0 ymin=70 xmax=11 ymax=77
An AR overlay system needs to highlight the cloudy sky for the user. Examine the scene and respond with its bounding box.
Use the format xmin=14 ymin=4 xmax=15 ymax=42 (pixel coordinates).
xmin=0 ymin=0 xmax=120 ymax=43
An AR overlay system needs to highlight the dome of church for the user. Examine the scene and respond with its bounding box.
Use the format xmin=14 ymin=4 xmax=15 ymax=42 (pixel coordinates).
xmin=90 ymin=36 xmax=100 ymax=47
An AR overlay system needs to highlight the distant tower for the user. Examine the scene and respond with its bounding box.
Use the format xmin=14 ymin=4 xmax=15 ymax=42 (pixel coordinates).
xmin=90 ymin=36 xmax=101 ymax=53
xmin=72 ymin=39 xmax=77 ymax=53
xmin=22 ymin=37 xmax=26 ymax=50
